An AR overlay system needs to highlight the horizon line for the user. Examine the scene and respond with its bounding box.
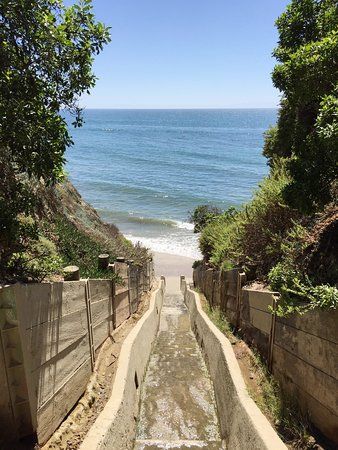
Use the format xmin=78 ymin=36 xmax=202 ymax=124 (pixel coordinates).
xmin=80 ymin=106 xmax=279 ymax=110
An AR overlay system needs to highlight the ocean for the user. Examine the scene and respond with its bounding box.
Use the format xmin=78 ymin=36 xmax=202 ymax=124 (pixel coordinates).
xmin=66 ymin=109 xmax=277 ymax=259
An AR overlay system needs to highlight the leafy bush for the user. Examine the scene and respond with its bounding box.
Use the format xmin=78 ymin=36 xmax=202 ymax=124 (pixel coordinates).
xmin=199 ymin=207 xmax=239 ymax=264
xmin=189 ymin=205 xmax=223 ymax=233
xmin=268 ymin=220 xmax=338 ymax=315
xmin=192 ymin=260 xmax=203 ymax=269
xmin=199 ymin=167 xmax=298 ymax=278
xmin=269 ymin=262 xmax=338 ymax=316
xmin=7 ymin=234 xmax=63 ymax=282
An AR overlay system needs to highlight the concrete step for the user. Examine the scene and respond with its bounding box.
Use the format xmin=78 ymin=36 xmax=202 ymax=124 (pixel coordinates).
xmin=134 ymin=439 xmax=225 ymax=449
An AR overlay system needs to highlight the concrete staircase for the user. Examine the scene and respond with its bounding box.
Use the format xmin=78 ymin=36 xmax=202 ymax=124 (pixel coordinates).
xmin=134 ymin=279 xmax=225 ymax=450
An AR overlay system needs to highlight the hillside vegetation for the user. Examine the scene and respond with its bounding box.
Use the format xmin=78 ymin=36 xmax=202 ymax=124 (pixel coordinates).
xmin=1 ymin=177 xmax=149 ymax=283
xmin=192 ymin=0 xmax=338 ymax=315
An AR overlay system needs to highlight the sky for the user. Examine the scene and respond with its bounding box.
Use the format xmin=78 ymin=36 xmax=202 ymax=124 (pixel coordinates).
xmin=75 ymin=0 xmax=290 ymax=109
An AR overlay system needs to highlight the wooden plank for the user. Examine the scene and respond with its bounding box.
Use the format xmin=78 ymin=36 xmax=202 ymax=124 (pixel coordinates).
xmin=242 ymin=288 xmax=275 ymax=313
xmin=115 ymin=283 xmax=129 ymax=296
xmin=239 ymin=293 xmax=270 ymax=357
xmin=114 ymin=262 xmax=128 ymax=277
xmin=14 ymin=284 xmax=53 ymax=329
xmin=274 ymin=365 xmax=338 ymax=444
xmin=248 ymin=308 xmax=271 ymax=335
xmin=19 ymin=308 xmax=88 ymax=370
xmin=60 ymin=281 xmax=87 ymax=316
xmin=213 ymin=276 xmax=221 ymax=307
xmin=36 ymin=358 xmax=92 ymax=445
xmin=204 ymin=269 xmax=214 ymax=300
xmin=224 ymin=309 xmax=237 ymax=327
xmin=0 ymin=331 xmax=16 ymax=442
xmin=222 ymin=269 xmax=239 ymax=297
xmin=31 ymin=334 xmax=90 ymax=407
xmin=13 ymin=282 xmax=88 ymax=329
xmin=12 ymin=401 xmax=32 ymax=438
xmin=273 ymin=344 xmax=338 ymax=415
xmin=91 ymin=297 xmax=113 ymax=327
xmin=93 ymin=318 xmax=112 ymax=350
xmin=277 ymin=309 xmax=338 ymax=344
xmin=88 ymin=279 xmax=111 ymax=303
xmin=275 ymin=321 xmax=338 ymax=380
xmin=225 ymin=294 xmax=237 ymax=312
xmin=114 ymin=290 xmax=130 ymax=328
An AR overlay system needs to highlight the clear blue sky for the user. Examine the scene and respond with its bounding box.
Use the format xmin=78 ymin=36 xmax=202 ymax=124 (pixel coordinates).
xmin=76 ymin=0 xmax=290 ymax=109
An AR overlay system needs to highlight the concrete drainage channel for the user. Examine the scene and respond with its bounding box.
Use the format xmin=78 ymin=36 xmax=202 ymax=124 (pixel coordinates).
xmin=81 ymin=276 xmax=286 ymax=450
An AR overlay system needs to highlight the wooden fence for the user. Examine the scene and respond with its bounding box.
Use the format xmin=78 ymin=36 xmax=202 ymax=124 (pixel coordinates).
xmin=0 ymin=259 xmax=154 ymax=446
xmin=193 ymin=262 xmax=338 ymax=445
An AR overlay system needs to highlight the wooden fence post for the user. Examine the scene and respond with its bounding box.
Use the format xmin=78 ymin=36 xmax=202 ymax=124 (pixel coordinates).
xmin=109 ymin=263 xmax=116 ymax=329
xmin=126 ymin=261 xmax=132 ymax=316
xmin=85 ymin=280 xmax=95 ymax=371
xmin=235 ymin=271 xmax=246 ymax=330
xmin=98 ymin=253 xmax=109 ymax=270
xmin=268 ymin=294 xmax=278 ymax=372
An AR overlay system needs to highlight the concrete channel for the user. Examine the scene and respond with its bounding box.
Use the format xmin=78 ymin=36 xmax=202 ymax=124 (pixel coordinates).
xmin=134 ymin=278 xmax=225 ymax=449
xmin=82 ymin=277 xmax=286 ymax=450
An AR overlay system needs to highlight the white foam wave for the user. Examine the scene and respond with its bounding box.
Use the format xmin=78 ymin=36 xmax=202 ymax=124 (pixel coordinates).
xmin=174 ymin=221 xmax=194 ymax=231
xmin=125 ymin=233 xmax=202 ymax=260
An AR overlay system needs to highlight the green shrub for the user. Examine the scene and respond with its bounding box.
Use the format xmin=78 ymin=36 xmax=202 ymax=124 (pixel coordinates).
xmin=192 ymin=260 xmax=202 ymax=269
xmin=199 ymin=167 xmax=298 ymax=278
xmin=269 ymin=261 xmax=338 ymax=316
xmin=268 ymin=222 xmax=338 ymax=315
xmin=199 ymin=208 xmax=240 ymax=265
xmin=7 ymin=234 xmax=63 ymax=282
xmin=189 ymin=204 xmax=223 ymax=233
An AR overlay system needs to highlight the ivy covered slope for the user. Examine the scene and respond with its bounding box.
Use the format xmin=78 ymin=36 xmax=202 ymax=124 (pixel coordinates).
xmin=192 ymin=0 xmax=338 ymax=315
xmin=0 ymin=0 xmax=148 ymax=283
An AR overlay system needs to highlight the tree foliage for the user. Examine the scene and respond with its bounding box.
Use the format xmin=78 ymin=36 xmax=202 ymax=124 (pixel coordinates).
xmin=263 ymin=0 xmax=338 ymax=213
xmin=189 ymin=204 xmax=223 ymax=233
xmin=0 ymin=0 xmax=110 ymax=279
xmin=0 ymin=0 xmax=110 ymax=181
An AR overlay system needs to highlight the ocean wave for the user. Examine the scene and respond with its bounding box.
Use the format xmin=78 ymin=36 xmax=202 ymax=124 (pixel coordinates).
xmin=99 ymin=209 xmax=194 ymax=230
xmin=175 ymin=221 xmax=194 ymax=231
xmin=123 ymin=216 xmax=177 ymax=227
xmin=125 ymin=233 xmax=202 ymax=260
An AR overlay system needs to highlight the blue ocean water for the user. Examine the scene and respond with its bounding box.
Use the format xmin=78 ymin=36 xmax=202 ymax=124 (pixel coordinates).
xmin=66 ymin=109 xmax=277 ymax=258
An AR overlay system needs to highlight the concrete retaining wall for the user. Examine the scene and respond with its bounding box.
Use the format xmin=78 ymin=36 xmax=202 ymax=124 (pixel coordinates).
xmin=181 ymin=279 xmax=286 ymax=450
xmin=0 ymin=260 xmax=154 ymax=446
xmin=80 ymin=279 xmax=165 ymax=450
xmin=193 ymin=263 xmax=338 ymax=444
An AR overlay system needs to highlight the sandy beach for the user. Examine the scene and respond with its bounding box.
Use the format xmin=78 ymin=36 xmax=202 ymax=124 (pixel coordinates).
xmin=153 ymin=251 xmax=195 ymax=280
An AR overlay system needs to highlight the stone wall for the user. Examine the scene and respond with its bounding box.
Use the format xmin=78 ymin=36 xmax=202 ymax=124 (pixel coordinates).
xmin=193 ymin=262 xmax=338 ymax=445
xmin=0 ymin=260 xmax=154 ymax=446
